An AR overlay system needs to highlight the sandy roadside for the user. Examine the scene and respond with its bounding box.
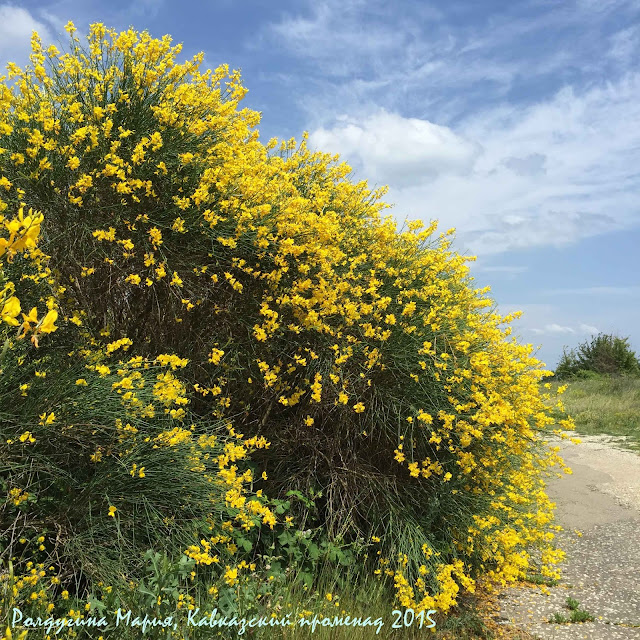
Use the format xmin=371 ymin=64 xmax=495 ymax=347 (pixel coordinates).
xmin=497 ymin=432 xmax=640 ymax=639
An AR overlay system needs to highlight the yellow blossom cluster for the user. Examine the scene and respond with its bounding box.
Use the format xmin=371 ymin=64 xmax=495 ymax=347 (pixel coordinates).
xmin=0 ymin=203 xmax=57 ymax=344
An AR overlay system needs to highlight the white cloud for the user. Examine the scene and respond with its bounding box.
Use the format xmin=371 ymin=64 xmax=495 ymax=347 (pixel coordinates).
xmin=309 ymin=110 xmax=480 ymax=188
xmin=0 ymin=5 xmax=55 ymax=71
xmin=263 ymin=0 xmax=640 ymax=124
xmin=263 ymin=0 xmax=640 ymax=256
xmin=308 ymin=72 xmax=640 ymax=255
xmin=531 ymin=324 xmax=576 ymax=335
xmin=530 ymin=322 xmax=599 ymax=335
xmin=608 ymin=25 xmax=640 ymax=63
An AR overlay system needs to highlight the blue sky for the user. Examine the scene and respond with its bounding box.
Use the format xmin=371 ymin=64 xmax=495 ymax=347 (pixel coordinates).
xmin=2 ymin=0 xmax=639 ymax=368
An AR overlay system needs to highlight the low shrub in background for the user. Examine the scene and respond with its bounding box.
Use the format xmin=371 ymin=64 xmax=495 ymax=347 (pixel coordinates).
xmin=1 ymin=23 xmax=571 ymax=637
xmin=555 ymin=333 xmax=639 ymax=379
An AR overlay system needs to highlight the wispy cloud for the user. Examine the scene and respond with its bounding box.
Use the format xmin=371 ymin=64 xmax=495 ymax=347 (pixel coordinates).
xmin=544 ymin=286 xmax=640 ymax=296
xmin=307 ymin=72 xmax=640 ymax=254
xmin=531 ymin=323 xmax=576 ymax=335
xmin=608 ymin=25 xmax=640 ymax=63
xmin=263 ymin=0 xmax=640 ymax=120
xmin=263 ymin=0 xmax=442 ymax=81
xmin=0 ymin=5 xmax=55 ymax=70
xmin=260 ymin=0 xmax=640 ymax=256
xmin=531 ymin=322 xmax=600 ymax=335
xmin=472 ymin=264 xmax=529 ymax=278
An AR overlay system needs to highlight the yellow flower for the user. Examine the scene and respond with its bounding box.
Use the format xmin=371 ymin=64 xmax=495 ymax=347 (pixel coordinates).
xmin=209 ymin=348 xmax=225 ymax=365
xmin=149 ymin=227 xmax=163 ymax=246
xmin=1 ymin=297 xmax=21 ymax=326
xmin=108 ymin=506 xmax=117 ymax=518
xmin=21 ymin=306 xmax=38 ymax=330
xmin=223 ymin=567 xmax=238 ymax=586
xmin=39 ymin=309 xmax=58 ymax=334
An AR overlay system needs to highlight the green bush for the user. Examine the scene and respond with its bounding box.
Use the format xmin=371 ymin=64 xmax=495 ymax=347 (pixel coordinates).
xmin=555 ymin=333 xmax=639 ymax=379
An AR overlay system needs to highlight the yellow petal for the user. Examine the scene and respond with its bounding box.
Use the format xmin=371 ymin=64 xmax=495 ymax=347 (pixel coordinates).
xmin=1 ymin=296 xmax=21 ymax=325
xmin=39 ymin=309 xmax=58 ymax=333
xmin=22 ymin=306 xmax=38 ymax=324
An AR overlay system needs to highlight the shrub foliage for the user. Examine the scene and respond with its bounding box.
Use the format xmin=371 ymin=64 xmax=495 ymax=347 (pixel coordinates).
xmin=1 ymin=23 xmax=571 ymax=631
xmin=555 ymin=333 xmax=639 ymax=379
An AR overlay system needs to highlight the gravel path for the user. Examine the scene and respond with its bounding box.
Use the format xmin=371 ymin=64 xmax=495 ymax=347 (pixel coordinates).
xmin=497 ymin=433 xmax=640 ymax=639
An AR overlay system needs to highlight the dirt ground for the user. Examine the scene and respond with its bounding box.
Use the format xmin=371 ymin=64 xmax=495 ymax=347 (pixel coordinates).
xmin=497 ymin=433 xmax=640 ymax=639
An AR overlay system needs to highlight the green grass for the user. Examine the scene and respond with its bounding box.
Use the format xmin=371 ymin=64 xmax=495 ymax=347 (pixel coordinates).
xmin=548 ymin=597 xmax=594 ymax=625
xmin=549 ymin=612 xmax=569 ymax=624
xmin=256 ymin=566 xmax=497 ymax=640
xmin=570 ymin=608 xmax=594 ymax=623
xmin=550 ymin=376 xmax=640 ymax=449
xmin=524 ymin=573 xmax=559 ymax=587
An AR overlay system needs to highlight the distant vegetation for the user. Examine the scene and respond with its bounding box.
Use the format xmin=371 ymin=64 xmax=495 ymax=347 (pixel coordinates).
xmin=554 ymin=333 xmax=639 ymax=380
xmin=551 ymin=333 xmax=640 ymax=450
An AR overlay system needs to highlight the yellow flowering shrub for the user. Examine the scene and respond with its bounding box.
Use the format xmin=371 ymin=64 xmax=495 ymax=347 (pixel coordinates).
xmin=0 ymin=337 xmax=279 ymax=627
xmin=0 ymin=22 xmax=574 ymax=617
